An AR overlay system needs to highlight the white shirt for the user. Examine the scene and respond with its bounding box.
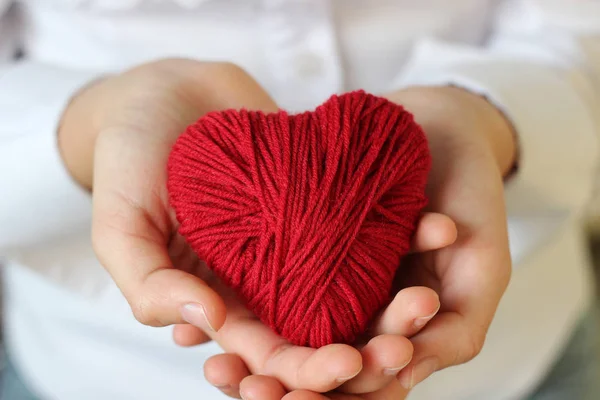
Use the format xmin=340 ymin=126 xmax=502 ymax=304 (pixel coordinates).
xmin=0 ymin=1 xmax=599 ymax=399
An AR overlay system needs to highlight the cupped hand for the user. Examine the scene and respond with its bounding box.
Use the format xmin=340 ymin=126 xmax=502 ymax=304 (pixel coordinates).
xmin=59 ymin=59 xmax=279 ymax=332
xmin=386 ymin=86 xmax=515 ymax=390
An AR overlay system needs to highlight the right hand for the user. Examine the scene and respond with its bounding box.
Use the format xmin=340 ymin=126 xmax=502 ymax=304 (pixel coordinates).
xmin=60 ymin=59 xmax=371 ymax=395
xmin=60 ymin=59 xmax=280 ymax=330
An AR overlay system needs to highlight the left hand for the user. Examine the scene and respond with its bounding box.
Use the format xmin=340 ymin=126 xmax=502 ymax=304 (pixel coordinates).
xmin=180 ymin=85 xmax=516 ymax=400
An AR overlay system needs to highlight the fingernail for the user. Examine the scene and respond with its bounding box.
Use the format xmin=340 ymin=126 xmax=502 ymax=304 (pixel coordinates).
xmin=399 ymin=357 xmax=438 ymax=389
xmin=335 ymin=369 xmax=361 ymax=383
xmin=181 ymin=303 xmax=215 ymax=332
xmin=239 ymin=388 xmax=249 ymax=400
xmin=215 ymin=384 xmax=231 ymax=390
xmin=413 ymin=305 xmax=440 ymax=328
xmin=383 ymin=358 xmax=412 ymax=376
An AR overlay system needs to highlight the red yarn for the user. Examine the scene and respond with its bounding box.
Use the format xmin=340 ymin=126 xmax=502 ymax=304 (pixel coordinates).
xmin=167 ymin=91 xmax=431 ymax=348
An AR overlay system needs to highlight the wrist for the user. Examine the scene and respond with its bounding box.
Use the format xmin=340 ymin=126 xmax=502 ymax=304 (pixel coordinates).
xmin=441 ymin=86 xmax=517 ymax=178
xmin=385 ymin=86 xmax=517 ymax=177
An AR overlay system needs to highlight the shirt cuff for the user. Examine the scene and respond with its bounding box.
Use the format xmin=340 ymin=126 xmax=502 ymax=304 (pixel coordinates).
xmin=0 ymin=63 xmax=103 ymax=253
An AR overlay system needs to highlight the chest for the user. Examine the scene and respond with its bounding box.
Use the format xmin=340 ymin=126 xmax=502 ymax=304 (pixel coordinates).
xmin=17 ymin=0 xmax=497 ymax=108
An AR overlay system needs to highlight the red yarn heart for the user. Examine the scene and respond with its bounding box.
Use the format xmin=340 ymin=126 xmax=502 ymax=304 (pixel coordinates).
xmin=167 ymin=91 xmax=431 ymax=348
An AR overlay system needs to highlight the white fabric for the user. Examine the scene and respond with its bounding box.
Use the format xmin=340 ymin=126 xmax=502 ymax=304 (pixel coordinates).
xmin=0 ymin=1 xmax=598 ymax=399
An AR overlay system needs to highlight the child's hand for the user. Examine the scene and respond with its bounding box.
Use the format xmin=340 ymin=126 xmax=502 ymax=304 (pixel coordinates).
xmin=384 ymin=85 xmax=515 ymax=391
xmin=59 ymin=59 xmax=279 ymax=331
xmin=199 ymin=85 xmax=515 ymax=399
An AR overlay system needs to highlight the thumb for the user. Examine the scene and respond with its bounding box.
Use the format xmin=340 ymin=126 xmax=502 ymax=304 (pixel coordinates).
xmin=92 ymin=210 xmax=227 ymax=330
xmin=91 ymin=125 xmax=227 ymax=331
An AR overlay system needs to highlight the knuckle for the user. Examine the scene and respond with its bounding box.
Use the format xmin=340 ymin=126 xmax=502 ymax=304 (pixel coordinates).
xmin=130 ymin=295 xmax=161 ymax=327
xmin=260 ymin=340 xmax=294 ymax=377
xmin=461 ymin=329 xmax=486 ymax=364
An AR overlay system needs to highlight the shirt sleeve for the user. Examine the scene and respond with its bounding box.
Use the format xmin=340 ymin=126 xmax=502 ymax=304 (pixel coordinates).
xmin=392 ymin=0 xmax=600 ymax=265
xmin=0 ymin=3 xmax=103 ymax=256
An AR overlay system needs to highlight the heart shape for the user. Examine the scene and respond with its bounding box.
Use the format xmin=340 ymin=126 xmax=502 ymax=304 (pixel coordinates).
xmin=167 ymin=91 xmax=431 ymax=348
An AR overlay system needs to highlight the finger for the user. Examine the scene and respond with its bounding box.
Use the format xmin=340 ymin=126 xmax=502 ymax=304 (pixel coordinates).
xmin=371 ymin=287 xmax=440 ymax=337
xmin=211 ymin=315 xmax=362 ymax=392
xmin=397 ymin=217 xmax=511 ymax=391
xmin=410 ymin=212 xmax=457 ymax=253
xmin=92 ymin=205 xmax=226 ymax=330
xmin=283 ymin=390 xmax=330 ymax=400
xmin=397 ymin=312 xmax=485 ymax=390
xmin=295 ymin=344 xmax=363 ymax=392
xmin=239 ymin=375 xmax=287 ymax=400
xmin=339 ymin=335 xmax=413 ymax=394
xmin=172 ymin=324 xmax=212 ymax=347
xmin=204 ymin=353 xmax=250 ymax=398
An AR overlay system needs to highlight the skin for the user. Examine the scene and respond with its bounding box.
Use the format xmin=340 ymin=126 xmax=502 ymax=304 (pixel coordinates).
xmin=59 ymin=59 xmax=516 ymax=400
